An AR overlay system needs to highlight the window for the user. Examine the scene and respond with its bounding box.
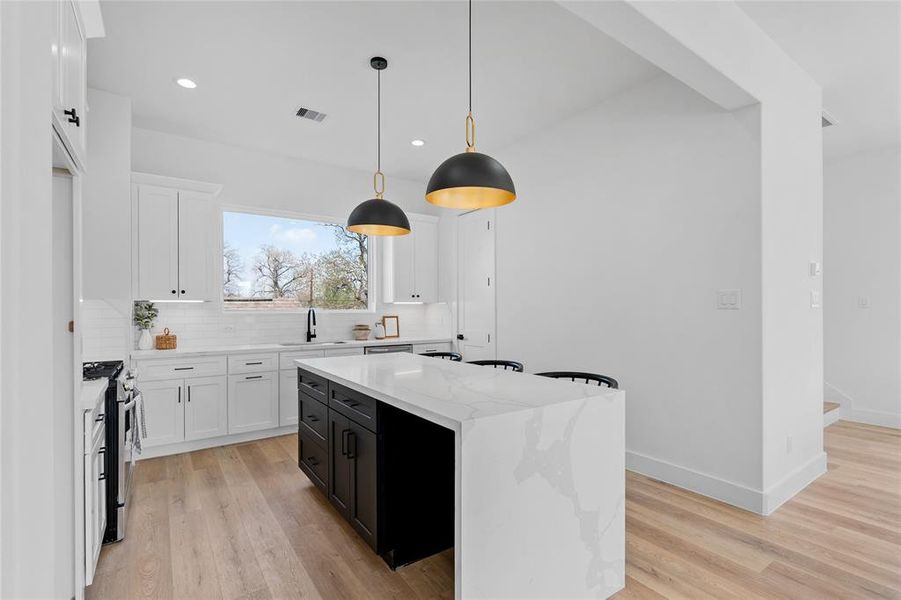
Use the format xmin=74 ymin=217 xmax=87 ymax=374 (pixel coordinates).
xmin=222 ymin=211 xmax=369 ymax=311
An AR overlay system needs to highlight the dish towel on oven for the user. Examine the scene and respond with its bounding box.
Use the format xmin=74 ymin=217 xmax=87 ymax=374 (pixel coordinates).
xmin=132 ymin=388 xmax=146 ymax=456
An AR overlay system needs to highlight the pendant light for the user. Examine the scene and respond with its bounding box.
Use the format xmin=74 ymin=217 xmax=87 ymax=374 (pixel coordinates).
xmin=426 ymin=0 xmax=515 ymax=209
xmin=348 ymin=57 xmax=411 ymax=236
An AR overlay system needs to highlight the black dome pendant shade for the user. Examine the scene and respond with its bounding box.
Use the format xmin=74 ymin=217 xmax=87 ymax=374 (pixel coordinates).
xmin=426 ymin=0 xmax=515 ymax=209
xmin=347 ymin=57 xmax=411 ymax=236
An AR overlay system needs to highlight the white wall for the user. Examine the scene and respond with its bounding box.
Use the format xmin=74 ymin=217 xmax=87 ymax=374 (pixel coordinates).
xmin=0 ymin=1 xmax=70 ymax=596
xmin=824 ymin=146 xmax=901 ymax=427
xmin=442 ymin=75 xmax=766 ymax=502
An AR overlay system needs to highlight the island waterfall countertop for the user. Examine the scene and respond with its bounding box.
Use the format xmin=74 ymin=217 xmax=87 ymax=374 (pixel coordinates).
xmin=295 ymin=353 xmax=626 ymax=599
xmin=130 ymin=336 xmax=452 ymax=359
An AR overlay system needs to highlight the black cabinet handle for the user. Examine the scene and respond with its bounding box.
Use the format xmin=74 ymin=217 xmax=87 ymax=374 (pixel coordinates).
xmin=174 ymin=367 xmax=194 ymax=371
xmin=341 ymin=429 xmax=349 ymax=456
xmin=307 ymin=415 xmax=319 ymax=422
xmin=457 ymin=334 xmax=465 ymax=340
xmin=245 ymin=361 xmax=263 ymax=366
xmin=307 ymin=457 xmax=319 ymax=467
xmin=64 ymin=108 xmax=80 ymax=127
xmin=178 ymin=387 xmax=181 ymax=404
xmin=245 ymin=375 xmax=263 ymax=380
xmin=346 ymin=431 xmax=357 ymax=460
xmin=187 ymin=386 xmax=191 ymax=402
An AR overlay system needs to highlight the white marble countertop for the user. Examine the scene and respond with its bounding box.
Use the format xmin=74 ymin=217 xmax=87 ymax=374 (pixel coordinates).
xmin=295 ymin=353 xmax=620 ymax=431
xmin=80 ymin=380 xmax=108 ymax=411
xmin=130 ymin=336 xmax=452 ymax=360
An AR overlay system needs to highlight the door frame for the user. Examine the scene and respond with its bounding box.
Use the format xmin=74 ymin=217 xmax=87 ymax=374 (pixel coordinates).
xmin=456 ymin=208 xmax=497 ymax=361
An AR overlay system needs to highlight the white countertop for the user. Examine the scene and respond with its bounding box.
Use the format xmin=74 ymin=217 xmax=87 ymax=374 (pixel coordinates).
xmin=130 ymin=336 xmax=452 ymax=360
xmin=80 ymin=380 xmax=108 ymax=411
xmin=295 ymin=353 xmax=620 ymax=430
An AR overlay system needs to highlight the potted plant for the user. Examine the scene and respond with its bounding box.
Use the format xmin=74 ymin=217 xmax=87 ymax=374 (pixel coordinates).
xmin=133 ymin=301 xmax=159 ymax=350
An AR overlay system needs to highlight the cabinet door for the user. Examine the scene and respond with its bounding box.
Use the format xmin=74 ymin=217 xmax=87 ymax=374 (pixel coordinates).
xmin=184 ymin=376 xmax=228 ymax=441
xmin=413 ymin=218 xmax=438 ymax=303
xmin=82 ymin=452 xmax=95 ymax=585
xmin=228 ymin=373 xmax=278 ymax=434
xmin=384 ymin=234 xmax=415 ymax=302
xmin=348 ymin=421 xmax=379 ymax=550
xmin=94 ymin=441 xmax=107 ymax=561
xmin=137 ymin=185 xmax=179 ymax=300
xmin=279 ymin=370 xmax=299 ymax=426
xmin=328 ymin=410 xmax=351 ymax=518
xmin=177 ymin=192 xmax=214 ymax=301
xmin=56 ymin=0 xmax=86 ymax=163
xmin=140 ymin=379 xmax=185 ymax=447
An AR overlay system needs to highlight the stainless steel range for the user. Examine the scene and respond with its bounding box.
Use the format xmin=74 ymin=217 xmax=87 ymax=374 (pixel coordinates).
xmin=83 ymin=361 xmax=134 ymax=543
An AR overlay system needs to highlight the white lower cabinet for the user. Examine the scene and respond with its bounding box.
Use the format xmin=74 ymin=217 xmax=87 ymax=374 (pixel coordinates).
xmin=84 ymin=421 xmax=105 ymax=586
xmin=228 ymin=372 xmax=279 ymax=434
xmin=184 ymin=376 xmax=228 ymax=441
xmin=141 ymin=379 xmax=186 ymax=447
xmin=141 ymin=375 xmax=227 ymax=447
xmin=279 ymin=370 xmax=299 ymax=426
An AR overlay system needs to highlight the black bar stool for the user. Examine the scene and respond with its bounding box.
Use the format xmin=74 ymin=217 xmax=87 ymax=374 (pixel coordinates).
xmin=421 ymin=351 xmax=463 ymax=362
xmin=467 ymin=359 xmax=524 ymax=372
xmin=536 ymin=371 xmax=618 ymax=388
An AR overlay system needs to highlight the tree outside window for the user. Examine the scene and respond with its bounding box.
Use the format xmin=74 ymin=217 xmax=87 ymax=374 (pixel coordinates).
xmin=222 ymin=211 xmax=369 ymax=311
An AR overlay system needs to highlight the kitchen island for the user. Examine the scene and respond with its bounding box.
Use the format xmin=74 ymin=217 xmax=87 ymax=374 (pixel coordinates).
xmin=295 ymin=352 xmax=625 ymax=599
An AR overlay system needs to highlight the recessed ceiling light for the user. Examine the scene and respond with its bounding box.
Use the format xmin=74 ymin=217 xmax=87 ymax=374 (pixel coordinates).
xmin=176 ymin=78 xmax=197 ymax=89
xmin=411 ymin=139 xmax=426 ymax=147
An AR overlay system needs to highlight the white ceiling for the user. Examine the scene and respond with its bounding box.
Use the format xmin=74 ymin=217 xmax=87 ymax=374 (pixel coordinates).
xmin=739 ymin=0 xmax=900 ymax=160
xmin=88 ymin=1 xmax=661 ymax=182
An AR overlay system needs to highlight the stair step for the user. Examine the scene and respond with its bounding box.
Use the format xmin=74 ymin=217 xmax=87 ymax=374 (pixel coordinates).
xmin=824 ymin=401 xmax=840 ymax=414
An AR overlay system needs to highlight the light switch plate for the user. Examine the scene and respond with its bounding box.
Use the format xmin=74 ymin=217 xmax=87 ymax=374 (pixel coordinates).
xmin=810 ymin=290 xmax=822 ymax=309
xmin=716 ymin=289 xmax=742 ymax=310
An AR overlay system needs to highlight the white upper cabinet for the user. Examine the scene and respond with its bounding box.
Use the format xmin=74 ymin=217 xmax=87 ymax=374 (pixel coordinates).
xmin=177 ymin=192 xmax=214 ymax=301
xmin=137 ymin=185 xmax=179 ymax=300
xmin=52 ymin=0 xmax=87 ymax=169
xmin=134 ymin=174 xmax=221 ymax=302
xmin=383 ymin=213 xmax=438 ymax=303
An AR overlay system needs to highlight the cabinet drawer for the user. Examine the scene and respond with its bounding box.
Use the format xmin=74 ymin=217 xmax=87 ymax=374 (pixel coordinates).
xmin=324 ymin=347 xmax=365 ymax=358
xmin=297 ymin=368 xmax=328 ymax=404
xmin=280 ymin=349 xmax=325 ymax=370
xmin=329 ymin=382 xmax=378 ymax=433
xmin=298 ymin=431 xmax=328 ymax=493
xmin=299 ymin=392 xmax=328 ymax=446
xmin=412 ymin=342 xmax=452 ymax=354
xmin=136 ymin=355 xmax=226 ymax=381
xmin=228 ymin=353 xmax=278 ymax=375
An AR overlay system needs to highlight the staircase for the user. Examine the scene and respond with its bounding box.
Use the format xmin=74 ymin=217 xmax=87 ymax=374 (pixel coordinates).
xmin=823 ymin=401 xmax=841 ymax=427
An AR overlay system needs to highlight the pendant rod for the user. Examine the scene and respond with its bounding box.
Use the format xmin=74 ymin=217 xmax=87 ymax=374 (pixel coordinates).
xmin=377 ymin=68 xmax=381 ymax=172
xmin=468 ymin=0 xmax=472 ymax=113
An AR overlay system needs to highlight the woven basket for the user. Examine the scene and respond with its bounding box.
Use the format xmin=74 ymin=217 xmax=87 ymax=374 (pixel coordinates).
xmin=352 ymin=325 xmax=371 ymax=341
xmin=155 ymin=327 xmax=177 ymax=350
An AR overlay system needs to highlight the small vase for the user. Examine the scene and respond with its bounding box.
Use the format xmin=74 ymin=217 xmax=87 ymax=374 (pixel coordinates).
xmin=138 ymin=328 xmax=153 ymax=350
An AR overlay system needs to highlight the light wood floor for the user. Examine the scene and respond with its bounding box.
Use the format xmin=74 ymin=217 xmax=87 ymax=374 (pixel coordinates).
xmin=88 ymin=421 xmax=901 ymax=600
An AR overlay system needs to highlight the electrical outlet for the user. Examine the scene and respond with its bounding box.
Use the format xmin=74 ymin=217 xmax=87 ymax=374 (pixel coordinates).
xmin=716 ymin=289 xmax=742 ymax=310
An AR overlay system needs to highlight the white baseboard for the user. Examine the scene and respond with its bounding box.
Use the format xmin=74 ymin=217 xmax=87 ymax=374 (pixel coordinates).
xmin=137 ymin=425 xmax=297 ymax=460
xmin=846 ymin=408 xmax=901 ymax=429
xmin=626 ymin=450 xmax=764 ymax=513
xmin=626 ymin=449 xmax=827 ymax=515
xmin=823 ymin=405 xmax=841 ymax=427
xmin=760 ymin=451 xmax=827 ymax=515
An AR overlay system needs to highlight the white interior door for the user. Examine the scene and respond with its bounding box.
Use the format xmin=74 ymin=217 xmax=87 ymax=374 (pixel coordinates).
xmin=457 ymin=209 xmax=496 ymax=361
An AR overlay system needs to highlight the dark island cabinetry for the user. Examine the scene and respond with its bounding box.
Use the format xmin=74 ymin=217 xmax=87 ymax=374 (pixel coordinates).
xmin=296 ymin=367 xmax=453 ymax=568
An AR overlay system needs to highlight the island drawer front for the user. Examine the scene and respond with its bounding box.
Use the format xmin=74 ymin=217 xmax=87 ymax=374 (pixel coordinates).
xmin=136 ymin=355 xmax=227 ymax=381
xmin=297 ymin=368 xmax=328 ymax=404
xmin=298 ymin=431 xmax=327 ymax=493
xmin=299 ymin=392 xmax=328 ymax=446
xmin=228 ymin=353 xmax=278 ymax=375
xmin=329 ymin=382 xmax=378 ymax=433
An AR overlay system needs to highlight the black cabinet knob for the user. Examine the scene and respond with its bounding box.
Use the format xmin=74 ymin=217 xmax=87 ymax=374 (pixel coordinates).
xmin=171 ymin=289 xmax=177 ymax=294
xmin=457 ymin=334 xmax=465 ymax=340
xmin=180 ymin=289 xmax=186 ymax=294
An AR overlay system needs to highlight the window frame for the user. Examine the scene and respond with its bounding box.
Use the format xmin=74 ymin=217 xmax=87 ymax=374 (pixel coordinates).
xmin=218 ymin=205 xmax=377 ymax=314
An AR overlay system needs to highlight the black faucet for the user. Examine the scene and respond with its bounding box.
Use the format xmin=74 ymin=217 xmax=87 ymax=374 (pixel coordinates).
xmin=306 ymin=307 xmax=317 ymax=342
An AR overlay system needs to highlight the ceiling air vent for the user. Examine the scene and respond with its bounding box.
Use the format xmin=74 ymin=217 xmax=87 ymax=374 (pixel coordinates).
xmin=821 ymin=109 xmax=838 ymax=128
xmin=296 ymin=107 xmax=327 ymax=123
